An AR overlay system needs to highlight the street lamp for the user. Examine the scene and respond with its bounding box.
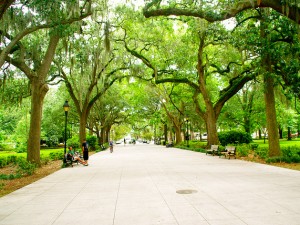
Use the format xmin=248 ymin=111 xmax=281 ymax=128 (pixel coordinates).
xmin=185 ymin=118 xmax=190 ymax=147
xmin=63 ymin=100 xmax=70 ymax=164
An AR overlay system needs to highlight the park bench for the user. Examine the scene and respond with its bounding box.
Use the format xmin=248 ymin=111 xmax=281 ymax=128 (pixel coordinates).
xmin=206 ymin=145 xmax=219 ymax=156
xmin=219 ymin=146 xmax=236 ymax=159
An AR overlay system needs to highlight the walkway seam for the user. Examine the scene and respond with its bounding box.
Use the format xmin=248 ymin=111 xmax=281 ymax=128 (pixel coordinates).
xmin=112 ymin=168 xmax=123 ymax=225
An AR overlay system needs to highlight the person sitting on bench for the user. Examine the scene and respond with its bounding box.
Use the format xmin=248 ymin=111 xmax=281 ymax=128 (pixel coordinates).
xmin=67 ymin=146 xmax=88 ymax=166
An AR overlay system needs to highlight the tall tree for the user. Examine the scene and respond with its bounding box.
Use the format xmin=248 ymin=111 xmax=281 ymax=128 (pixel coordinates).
xmin=2 ymin=1 xmax=92 ymax=164
xmin=55 ymin=20 xmax=131 ymax=143
xmin=119 ymin=7 xmax=258 ymax=146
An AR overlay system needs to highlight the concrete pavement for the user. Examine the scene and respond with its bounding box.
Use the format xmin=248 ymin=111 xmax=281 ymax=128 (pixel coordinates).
xmin=0 ymin=144 xmax=300 ymax=225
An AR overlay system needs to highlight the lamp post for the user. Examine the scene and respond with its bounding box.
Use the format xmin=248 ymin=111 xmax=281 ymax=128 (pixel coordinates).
xmin=63 ymin=100 xmax=70 ymax=164
xmin=185 ymin=118 xmax=189 ymax=147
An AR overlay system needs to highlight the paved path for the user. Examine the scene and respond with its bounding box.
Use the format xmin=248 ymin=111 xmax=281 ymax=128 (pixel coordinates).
xmin=0 ymin=144 xmax=300 ymax=225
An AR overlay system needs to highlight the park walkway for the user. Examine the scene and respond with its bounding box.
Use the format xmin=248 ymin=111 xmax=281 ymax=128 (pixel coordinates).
xmin=0 ymin=144 xmax=300 ymax=225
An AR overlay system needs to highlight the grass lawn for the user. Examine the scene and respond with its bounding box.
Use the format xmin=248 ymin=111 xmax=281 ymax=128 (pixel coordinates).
xmin=253 ymin=138 xmax=300 ymax=148
xmin=0 ymin=148 xmax=63 ymax=157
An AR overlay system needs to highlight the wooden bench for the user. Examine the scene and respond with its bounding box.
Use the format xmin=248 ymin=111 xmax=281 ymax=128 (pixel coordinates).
xmin=206 ymin=145 xmax=219 ymax=156
xmin=219 ymin=146 xmax=236 ymax=159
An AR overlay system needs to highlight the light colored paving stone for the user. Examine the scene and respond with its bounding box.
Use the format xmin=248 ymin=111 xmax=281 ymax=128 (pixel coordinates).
xmin=0 ymin=144 xmax=300 ymax=225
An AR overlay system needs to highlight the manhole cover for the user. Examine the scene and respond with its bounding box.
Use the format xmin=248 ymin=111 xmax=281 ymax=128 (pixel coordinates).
xmin=176 ymin=189 xmax=198 ymax=194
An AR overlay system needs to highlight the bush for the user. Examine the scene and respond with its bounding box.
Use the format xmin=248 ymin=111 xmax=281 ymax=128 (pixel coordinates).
xmin=16 ymin=158 xmax=36 ymax=176
xmin=7 ymin=155 xmax=18 ymax=164
xmin=66 ymin=136 xmax=80 ymax=149
xmin=15 ymin=142 xmax=27 ymax=153
xmin=254 ymin=146 xmax=268 ymax=159
xmin=0 ymin=142 xmax=15 ymax=151
xmin=49 ymin=151 xmax=64 ymax=160
xmin=40 ymin=156 xmax=50 ymax=165
xmin=0 ymin=173 xmax=21 ymax=180
xmin=250 ymin=143 xmax=259 ymax=150
xmin=0 ymin=157 xmax=8 ymax=168
xmin=87 ymin=135 xmax=97 ymax=150
xmin=236 ymin=144 xmax=250 ymax=157
xmin=280 ymin=146 xmax=300 ymax=163
xmin=218 ymin=130 xmax=252 ymax=146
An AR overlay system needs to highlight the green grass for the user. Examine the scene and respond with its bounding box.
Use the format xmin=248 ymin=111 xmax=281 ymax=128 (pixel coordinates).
xmin=0 ymin=148 xmax=64 ymax=167
xmin=252 ymin=138 xmax=300 ymax=148
xmin=0 ymin=148 xmax=63 ymax=157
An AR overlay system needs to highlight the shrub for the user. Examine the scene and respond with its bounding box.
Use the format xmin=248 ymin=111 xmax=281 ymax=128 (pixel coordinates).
xmin=266 ymin=157 xmax=283 ymax=163
xmin=280 ymin=146 xmax=300 ymax=163
xmin=0 ymin=173 xmax=22 ymax=180
xmin=218 ymin=130 xmax=252 ymax=146
xmin=0 ymin=142 xmax=16 ymax=151
xmin=87 ymin=135 xmax=97 ymax=150
xmin=66 ymin=136 xmax=80 ymax=149
xmin=0 ymin=157 xmax=8 ymax=168
xmin=254 ymin=147 xmax=268 ymax=159
xmin=15 ymin=142 xmax=27 ymax=153
xmin=49 ymin=151 xmax=64 ymax=160
xmin=40 ymin=156 xmax=50 ymax=165
xmin=236 ymin=144 xmax=250 ymax=157
xmin=250 ymin=143 xmax=259 ymax=150
xmin=16 ymin=158 xmax=36 ymax=176
xmin=7 ymin=155 xmax=18 ymax=164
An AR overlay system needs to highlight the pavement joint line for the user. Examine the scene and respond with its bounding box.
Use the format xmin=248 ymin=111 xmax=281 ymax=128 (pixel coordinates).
xmin=112 ymin=168 xmax=123 ymax=225
xmin=51 ymin=168 xmax=97 ymax=225
xmin=146 ymin=166 xmax=180 ymax=225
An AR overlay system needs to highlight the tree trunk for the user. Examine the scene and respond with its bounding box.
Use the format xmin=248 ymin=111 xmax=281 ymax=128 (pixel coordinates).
xmin=244 ymin=116 xmax=251 ymax=134
xmin=100 ymin=127 xmax=105 ymax=144
xmin=206 ymin=110 xmax=219 ymax=147
xmin=287 ymin=126 xmax=292 ymax=140
xmin=79 ymin=113 xmax=88 ymax=144
xmin=164 ymin=123 xmax=167 ymax=145
xmin=105 ymin=126 xmax=111 ymax=143
xmin=264 ymin=74 xmax=280 ymax=157
xmin=261 ymin=11 xmax=280 ymax=157
xmin=258 ymin=129 xmax=262 ymax=139
xmin=27 ymin=78 xmax=48 ymax=165
xmin=278 ymin=125 xmax=283 ymax=139
xmin=174 ymin=125 xmax=182 ymax=144
xmin=26 ymin=35 xmax=59 ymax=165
xmin=205 ymin=113 xmax=219 ymax=147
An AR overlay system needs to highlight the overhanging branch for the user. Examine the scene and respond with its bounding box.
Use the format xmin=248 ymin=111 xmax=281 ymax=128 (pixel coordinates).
xmin=143 ymin=0 xmax=300 ymax=24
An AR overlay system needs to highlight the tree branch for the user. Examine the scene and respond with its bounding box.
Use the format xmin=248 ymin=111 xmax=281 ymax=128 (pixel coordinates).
xmin=0 ymin=10 xmax=92 ymax=68
xmin=155 ymin=77 xmax=198 ymax=90
xmin=143 ymin=0 xmax=300 ymax=24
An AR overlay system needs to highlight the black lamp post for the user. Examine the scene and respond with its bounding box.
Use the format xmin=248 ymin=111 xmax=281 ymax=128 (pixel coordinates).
xmin=185 ymin=118 xmax=189 ymax=147
xmin=63 ymin=100 xmax=70 ymax=164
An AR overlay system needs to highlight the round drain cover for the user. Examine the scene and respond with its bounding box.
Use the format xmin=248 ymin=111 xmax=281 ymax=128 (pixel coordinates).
xmin=176 ymin=189 xmax=198 ymax=194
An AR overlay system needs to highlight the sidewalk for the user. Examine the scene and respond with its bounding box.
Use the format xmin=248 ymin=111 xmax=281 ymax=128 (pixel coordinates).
xmin=0 ymin=144 xmax=300 ymax=225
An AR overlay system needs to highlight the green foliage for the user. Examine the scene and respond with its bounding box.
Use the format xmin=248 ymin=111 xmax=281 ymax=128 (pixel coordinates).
xmin=6 ymin=155 xmax=18 ymax=164
xmin=0 ymin=157 xmax=8 ymax=168
xmin=0 ymin=154 xmax=26 ymax=167
xmin=279 ymin=146 xmax=300 ymax=163
xmin=255 ymin=145 xmax=300 ymax=163
xmin=236 ymin=144 xmax=250 ymax=157
xmin=49 ymin=151 xmax=64 ymax=160
xmin=66 ymin=136 xmax=80 ymax=149
xmin=15 ymin=142 xmax=27 ymax=153
xmin=250 ymin=143 xmax=259 ymax=150
xmin=0 ymin=173 xmax=22 ymax=180
xmin=176 ymin=141 xmax=206 ymax=153
xmin=0 ymin=142 xmax=14 ymax=151
xmin=218 ymin=130 xmax=252 ymax=146
xmin=16 ymin=158 xmax=36 ymax=176
xmin=40 ymin=156 xmax=50 ymax=165
xmin=86 ymin=135 xmax=97 ymax=150
xmin=254 ymin=146 xmax=269 ymax=159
